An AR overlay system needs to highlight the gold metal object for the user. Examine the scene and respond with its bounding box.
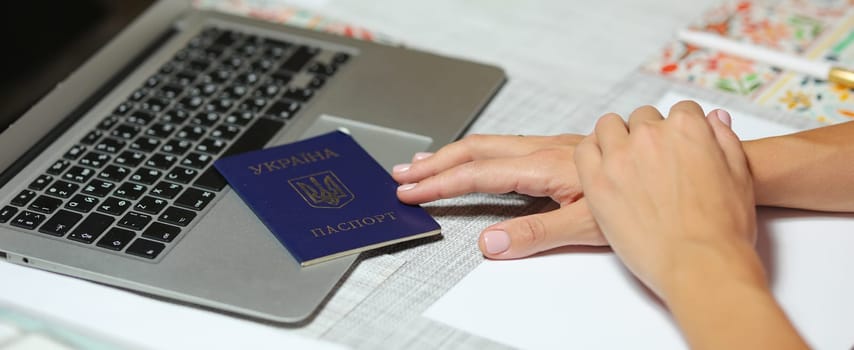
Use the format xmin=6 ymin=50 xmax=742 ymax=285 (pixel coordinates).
xmin=829 ymin=67 xmax=854 ymax=88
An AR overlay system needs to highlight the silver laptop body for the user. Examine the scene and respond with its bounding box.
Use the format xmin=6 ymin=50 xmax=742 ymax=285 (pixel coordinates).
xmin=0 ymin=0 xmax=504 ymax=322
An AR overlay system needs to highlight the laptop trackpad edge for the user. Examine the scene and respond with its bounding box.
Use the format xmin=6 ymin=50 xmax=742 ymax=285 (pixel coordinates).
xmin=295 ymin=114 xmax=434 ymax=171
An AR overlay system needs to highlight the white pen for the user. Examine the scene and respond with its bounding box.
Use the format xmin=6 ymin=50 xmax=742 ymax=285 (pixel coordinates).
xmin=677 ymin=29 xmax=854 ymax=88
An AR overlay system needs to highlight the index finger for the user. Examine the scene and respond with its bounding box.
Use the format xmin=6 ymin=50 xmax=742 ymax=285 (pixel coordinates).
xmin=394 ymin=134 xmax=582 ymax=184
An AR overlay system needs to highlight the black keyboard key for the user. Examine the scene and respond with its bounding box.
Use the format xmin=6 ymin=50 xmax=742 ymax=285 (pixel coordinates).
xmin=0 ymin=206 xmax=19 ymax=223
xmin=28 ymin=195 xmax=63 ymax=214
xmin=114 ymin=151 xmax=146 ymax=167
xmin=193 ymin=168 xmax=227 ymax=191
xmin=210 ymin=124 xmax=240 ymax=140
xmin=94 ymin=138 xmax=126 ymax=154
xmin=142 ymin=222 xmax=181 ymax=243
xmin=258 ymin=83 xmax=280 ymax=97
xmin=307 ymin=75 xmax=326 ymax=89
xmin=126 ymin=238 xmax=165 ymax=259
xmin=11 ymin=190 xmax=37 ymax=206
xmin=129 ymin=87 xmax=150 ymax=101
xmin=224 ymin=111 xmax=256 ymax=126
xmin=213 ymin=30 xmax=239 ymax=47
xmin=265 ymin=100 xmax=301 ymax=119
xmin=238 ymin=97 xmax=268 ymax=112
xmin=11 ymin=211 xmax=46 ymax=230
xmin=180 ymin=152 xmax=212 ymax=169
xmin=129 ymin=137 xmax=161 ymax=153
xmin=178 ymin=96 xmax=204 ymax=110
xmin=98 ymin=116 xmax=121 ymax=130
xmin=67 ymin=213 xmax=114 ymax=243
xmin=97 ymin=228 xmax=137 ymax=251
xmin=82 ymin=179 xmax=116 ymax=197
xmin=188 ymin=58 xmax=211 ymax=72
xmin=159 ymin=206 xmax=196 ymax=227
xmin=236 ymin=72 xmax=261 ymax=85
xmin=175 ymin=188 xmax=215 ymax=211
xmin=175 ymin=70 xmax=198 ymax=85
xmin=280 ymin=46 xmax=316 ymax=72
xmin=206 ymin=98 xmax=235 ymax=113
xmin=98 ymin=165 xmax=131 ymax=182
xmin=114 ymin=183 xmax=147 ymax=200
xmin=46 ymin=160 xmax=71 ymax=175
xmin=80 ymin=130 xmax=104 ymax=145
xmin=144 ymin=76 xmax=163 ymax=89
xmin=191 ymin=112 xmax=222 ymax=127
xmin=332 ymin=52 xmax=350 ymax=65
xmin=45 ymin=181 xmax=79 ymax=199
xmin=111 ymin=124 xmax=142 ymax=140
xmin=307 ymin=62 xmax=336 ymax=76
xmin=63 ymin=145 xmax=87 ymax=160
xmin=195 ymin=138 xmax=226 ymax=155
xmin=250 ymin=58 xmax=275 ymax=72
xmin=224 ymin=85 xmax=249 ymax=98
xmin=135 ymin=196 xmax=168 ymax=215
xmin=127 ymin=110 xmax=156 ymax=126
xmin=283 ymin=87 xmax=313 ymax=102
xmin=158 ymin=84 xmax=184 ymax=99
xmin=38 ymin=210 xmax=82 ymax=236
xmin=221 ymin=117 xmax=284 ymax=157
xmin=63 ymin=166 xmax=95 ymax=183
xmin=161 ymin=109 xmax=191 ymax=125
xmin=165 ymin=167 xmax=198 ymax=184
xmin=161 ymin=139 xmax=193 ymax=156
xmin=130 ymin=167 xmax=163 ymax=185
xmin=150 ymin=181 xmax=183 ymax=199
xmin=176 ymin=125 xmax=207 ymax=141
xmin=79 ymin=152 xmax=112 ymax=168
xmin=97 ymin=197 xmax=132 ymax=216
xmin=28 ymin=175 xmax=54 ymax=191
xmin=271 ymin=70 xmax=293 ymax=84
xmin=114 ymin=102 xmax=134 ymax=115
xmin=65 ymin=194 xmax=99 ymax=213
xmin=192 ymin=83 xmax=219 ymax=97
xmin=118 ymin=211 xmax=152 ymax=230
xmin=144 ymin=154 xmax=178 ymax=170
xmin=145 ymin=123 xmax=175 ymax=138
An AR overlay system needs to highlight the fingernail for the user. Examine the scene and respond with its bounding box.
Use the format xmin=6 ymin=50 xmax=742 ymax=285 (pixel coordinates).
xmin=397 ymin=183 xmax=417 ymax=192
xmin=393 ymin=163 xmax=411 ymax=173
xmin=715 ymin=109 xmax=731 ymax=127
xmin=413 ymin=152 xmax=434 ymax=161
xmin=483 ymin=230 xmax=511 ymax=254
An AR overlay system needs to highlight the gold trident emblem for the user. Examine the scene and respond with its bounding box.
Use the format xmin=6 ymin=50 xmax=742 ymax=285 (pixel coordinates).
xmin=288 ymin=171 xmax=354 ymax=208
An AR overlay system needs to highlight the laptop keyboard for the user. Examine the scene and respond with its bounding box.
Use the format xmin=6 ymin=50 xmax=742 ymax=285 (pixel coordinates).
xmin=0 ymin=27 xmax=350 ymax=261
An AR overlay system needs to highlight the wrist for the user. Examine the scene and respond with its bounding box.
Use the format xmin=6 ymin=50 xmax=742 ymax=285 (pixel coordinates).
xmin=658 ymin=239 xmax=768 ymax=307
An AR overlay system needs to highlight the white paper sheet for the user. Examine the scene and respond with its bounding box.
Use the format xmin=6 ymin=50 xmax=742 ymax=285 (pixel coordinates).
xmin=654 ymin=91 xmax=798 ymax=140
xmin=424 ymin=92 xmax=854 ymax=350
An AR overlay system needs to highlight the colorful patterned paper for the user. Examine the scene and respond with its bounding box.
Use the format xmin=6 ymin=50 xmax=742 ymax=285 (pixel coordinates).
xmin=193 ymin=0 xmax=394 ymax=43
xmin=643 ymin=0 xmax=854 ymax=124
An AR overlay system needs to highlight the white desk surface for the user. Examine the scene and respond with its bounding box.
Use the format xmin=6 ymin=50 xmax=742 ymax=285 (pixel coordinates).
xmin=7 ymin=0 xmax=852 ymax=349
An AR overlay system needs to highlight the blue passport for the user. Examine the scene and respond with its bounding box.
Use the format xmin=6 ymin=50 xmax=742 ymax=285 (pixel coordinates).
xmin=214 ymin=131 xmax=441 ymax=266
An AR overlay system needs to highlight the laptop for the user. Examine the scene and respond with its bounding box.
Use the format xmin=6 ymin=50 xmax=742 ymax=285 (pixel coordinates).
xmin=0 ymin=0 xmax=504 ymax=322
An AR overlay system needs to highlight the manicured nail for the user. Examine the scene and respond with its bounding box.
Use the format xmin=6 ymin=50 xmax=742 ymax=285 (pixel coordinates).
xmin=483 ymin=230 xmax=511 ymax=254
xmin=715 ymin=109 xmax=731 ymax=127
xmin=393 ymin=163 xmax=411 ymax=173
xmin=397 ymin=183 xmax=417 ymax=192
xmin=413 ymin=152 xmax=434 ymax=161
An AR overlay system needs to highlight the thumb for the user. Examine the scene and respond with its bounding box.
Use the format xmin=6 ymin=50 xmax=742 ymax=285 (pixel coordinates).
xmin=478 ymin=198 xmax=606 ymax=259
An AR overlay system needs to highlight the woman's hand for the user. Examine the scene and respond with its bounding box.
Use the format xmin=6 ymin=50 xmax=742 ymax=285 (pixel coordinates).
xmin=393 ymin=134 xmax=606 ymax=259
xmin=574 ymin=101 xmax=762 ymax=299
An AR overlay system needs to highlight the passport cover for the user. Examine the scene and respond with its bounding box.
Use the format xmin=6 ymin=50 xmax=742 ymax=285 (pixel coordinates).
xmin=214 ymin=131 xmax=441 ymax=266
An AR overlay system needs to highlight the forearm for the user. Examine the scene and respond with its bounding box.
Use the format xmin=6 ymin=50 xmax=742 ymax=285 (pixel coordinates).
xmin=744 ymin=121 xmax=854 ymax=211
xmin=661 ymin=243 xmax=807 ymax=349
